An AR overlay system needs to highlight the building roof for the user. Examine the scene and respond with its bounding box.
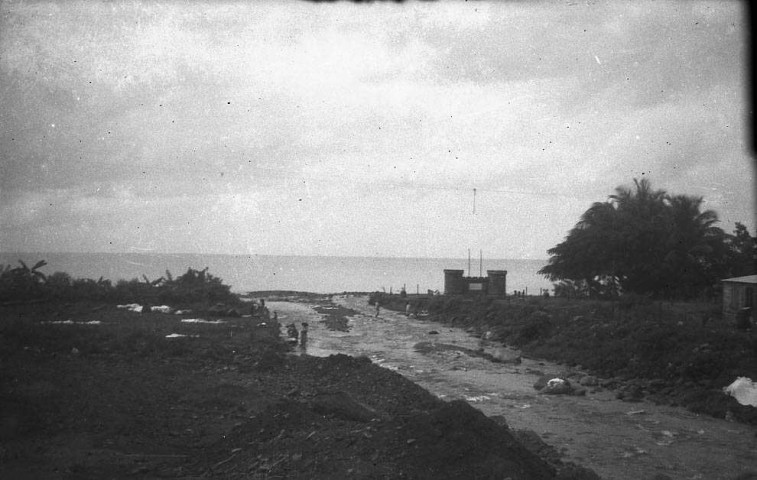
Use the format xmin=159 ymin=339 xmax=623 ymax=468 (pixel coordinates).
xmin=722 ymin=275 xmax=757 ymax=284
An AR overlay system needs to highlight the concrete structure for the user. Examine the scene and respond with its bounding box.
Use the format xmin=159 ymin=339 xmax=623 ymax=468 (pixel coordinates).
xmin=487 ymin=270 xmax=508 ymax=297
xmin=443 ymin=269 xmax=507 ymax=297
xmin=443 ymin=270 xmax=466 ymax=295
xmin=722 ymin=275 xmax=756 ymax=323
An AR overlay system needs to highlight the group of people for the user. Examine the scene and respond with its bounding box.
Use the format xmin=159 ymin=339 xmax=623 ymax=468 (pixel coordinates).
xmin=286 ymin=322 xmax=308 ymax=347
xmin=250 ymin=297 xmax=310 ymax=347
xmin=250 ymin=298 xmax=269 ymax=318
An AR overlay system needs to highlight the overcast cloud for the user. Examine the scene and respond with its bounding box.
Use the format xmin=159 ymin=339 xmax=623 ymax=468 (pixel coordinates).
xmin=0 ymin=0 xmax=753 ymax=258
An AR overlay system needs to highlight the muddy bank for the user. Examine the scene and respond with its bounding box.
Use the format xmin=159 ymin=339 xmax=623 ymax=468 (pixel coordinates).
xmin=377 ymin=294 xmax=757 ymax=425
xmin=0 ymin=300 xmax=597 ymax=479
xmin=276 ymin=294 xmax=757 ymax=480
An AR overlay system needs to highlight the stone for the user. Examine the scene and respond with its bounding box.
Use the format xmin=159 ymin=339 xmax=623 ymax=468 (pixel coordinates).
xmin=540 ymin=377 xmax=574 ymax=395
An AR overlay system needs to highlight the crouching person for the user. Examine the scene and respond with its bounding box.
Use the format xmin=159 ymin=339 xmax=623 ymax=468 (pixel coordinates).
xmin=286 ymin=323 xmax=299 ymax=345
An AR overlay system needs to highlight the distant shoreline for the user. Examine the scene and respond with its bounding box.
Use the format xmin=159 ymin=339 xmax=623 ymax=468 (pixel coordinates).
xmin=0 ymin=252 xmax=553 ymax=297
xmin=0 ymin=251 xmax=549 ymax=262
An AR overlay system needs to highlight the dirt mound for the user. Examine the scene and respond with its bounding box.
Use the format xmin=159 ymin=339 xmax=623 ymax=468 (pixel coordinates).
xmin=201 ymin=352 xmax=601 ymax=480
xmin=206 ymin=392 xmax=569 ymax=480
xmin=0 ymin=302 xmax=601 ymax=479
xmin=390 ymin=400 xmax=554 ymax=479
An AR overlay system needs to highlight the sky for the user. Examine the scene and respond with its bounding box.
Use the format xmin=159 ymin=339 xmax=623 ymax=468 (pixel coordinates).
xmin=1 ymin=0 xmax=753 ymax=259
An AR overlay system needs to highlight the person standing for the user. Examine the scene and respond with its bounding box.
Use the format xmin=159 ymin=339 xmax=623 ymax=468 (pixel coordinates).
xmin=287 ymin=323 xmax=299 ymax=345
xmin=405 ymin=302 xmax=410 ymax=317
xmin=375 ymin=301 xmax=380 ymax=317
xmin=300 ymin=322 xmax=309 ymax=348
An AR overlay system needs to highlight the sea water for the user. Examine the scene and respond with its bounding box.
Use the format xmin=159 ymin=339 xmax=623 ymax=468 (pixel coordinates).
xmin=0 ymin=252 xmax=553 ymax=295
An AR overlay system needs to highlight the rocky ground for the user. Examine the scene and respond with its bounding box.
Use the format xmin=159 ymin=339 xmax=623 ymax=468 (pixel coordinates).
xmin=0 ymin=299 xmax=599 ymax=479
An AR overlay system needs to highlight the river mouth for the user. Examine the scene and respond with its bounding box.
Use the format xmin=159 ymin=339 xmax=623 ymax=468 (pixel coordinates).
xmin=269 ymin=295 xmax=757 ymax=480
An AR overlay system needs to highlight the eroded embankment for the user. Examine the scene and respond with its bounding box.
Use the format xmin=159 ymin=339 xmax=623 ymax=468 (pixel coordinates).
xmin=328 ymin=294 xmax=757 ymax=480
xmin=390 ymin=295 xmax=757 ymax=424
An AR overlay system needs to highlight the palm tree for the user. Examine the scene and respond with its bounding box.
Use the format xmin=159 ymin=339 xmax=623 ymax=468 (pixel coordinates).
xmin=540 ymin=178 xmax=731 ymax=299
xmin=660 ymin=194 xmax=724 ymax=298
xmin=540 ymin=200 xmax=624 ymax=297
xmin=607 ymin=178 xmax=670 ymax=295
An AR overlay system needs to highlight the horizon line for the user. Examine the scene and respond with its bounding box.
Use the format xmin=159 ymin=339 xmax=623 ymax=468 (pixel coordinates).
xmin=0 ymin=250 xmax=549 ymax=262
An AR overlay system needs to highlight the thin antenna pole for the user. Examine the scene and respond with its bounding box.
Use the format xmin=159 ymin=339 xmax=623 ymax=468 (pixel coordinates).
xmin=468 ymin=249 xmax=471 ymax=276
xmin=480 ymin=249 xmax=482 ymax=277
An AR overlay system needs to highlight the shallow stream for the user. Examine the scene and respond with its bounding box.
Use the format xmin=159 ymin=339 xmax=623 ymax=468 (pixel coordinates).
xmin=268 ymin=295 xmax=756 ymax=480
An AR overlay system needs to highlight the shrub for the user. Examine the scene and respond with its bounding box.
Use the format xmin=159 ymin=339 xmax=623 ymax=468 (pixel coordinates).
xmin=0 ymin=260 xmax=48 ymax=302
xmin=45 ymin=271 xmax=72 ymax=298
xmin=0 ymin=260 xmax=238 ymax=307
xmin=514 ymin=311 xmax=553 ymax=345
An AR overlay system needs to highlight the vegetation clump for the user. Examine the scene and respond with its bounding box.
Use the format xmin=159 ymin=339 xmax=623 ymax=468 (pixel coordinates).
xmin=539 ymin=178 xmax=755 ymax=299
xmin=0 ymin=262 xmax=238 ymax=307
xmin=421 ymin=295 xmax=757 ymax=424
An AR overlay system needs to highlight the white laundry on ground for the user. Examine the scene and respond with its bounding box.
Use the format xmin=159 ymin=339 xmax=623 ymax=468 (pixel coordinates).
xmin=723 ymin=377 xmax=757 ymax=407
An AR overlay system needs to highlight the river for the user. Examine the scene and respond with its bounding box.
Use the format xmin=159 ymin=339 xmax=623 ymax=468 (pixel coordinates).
xmin=268 ymin=295 xmax=757 ymax=480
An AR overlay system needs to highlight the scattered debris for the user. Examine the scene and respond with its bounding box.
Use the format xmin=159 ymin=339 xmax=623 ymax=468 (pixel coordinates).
xmin=543 ymin=378 xmax=573 ymax=395
xmin=149 ymin=305 xmax=174 ymax=314
xmin=181 ymin=319 xmax=225 ymax=324
xmin=621 ymin=447 xmax=647 ymax=458
xmin=44 ymin=320 xmax=101 ymax=325
xmin=534 ymin=376 xmax=575 ymax=395
xmin=464 ymin=395 xmax=491 ymax=402
xmin=723 ymin=377 xmax=757 ymax=407
xmin=117 ymin=303 xmax=144 ymax=313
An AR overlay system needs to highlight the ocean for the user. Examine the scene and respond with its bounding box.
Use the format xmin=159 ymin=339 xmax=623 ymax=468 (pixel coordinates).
xmin=0 ymin=252 xmax=553 ymax=295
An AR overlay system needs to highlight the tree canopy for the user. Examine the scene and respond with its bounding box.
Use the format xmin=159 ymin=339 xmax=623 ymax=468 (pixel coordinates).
xmin=539 ymin=178 xmax=755 ymax=299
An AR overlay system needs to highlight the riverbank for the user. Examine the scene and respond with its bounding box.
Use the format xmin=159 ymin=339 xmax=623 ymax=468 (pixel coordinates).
xmin=0 ymin=299 xmax=598 ymax=479
xmin=323 ymin=294 xmax=757 ymax=480
xmin=375 ymin=293 xmax=757 ymax=425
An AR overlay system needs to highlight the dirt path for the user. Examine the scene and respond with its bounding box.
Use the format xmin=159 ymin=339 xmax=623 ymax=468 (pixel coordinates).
xmin=271 ymin=295 xmax=757 ymax=480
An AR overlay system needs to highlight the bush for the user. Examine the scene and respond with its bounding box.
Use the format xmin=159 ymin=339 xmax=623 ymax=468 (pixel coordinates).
xmin=0 ymin=260 xmax=48 ymax=302
xmin=0 ymin=260 xmax=238 ymax=307
xmin=45 ymin=272 xmax=72 ymax=298
xmin=515 ymin=311 xmax=553 ymax=345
